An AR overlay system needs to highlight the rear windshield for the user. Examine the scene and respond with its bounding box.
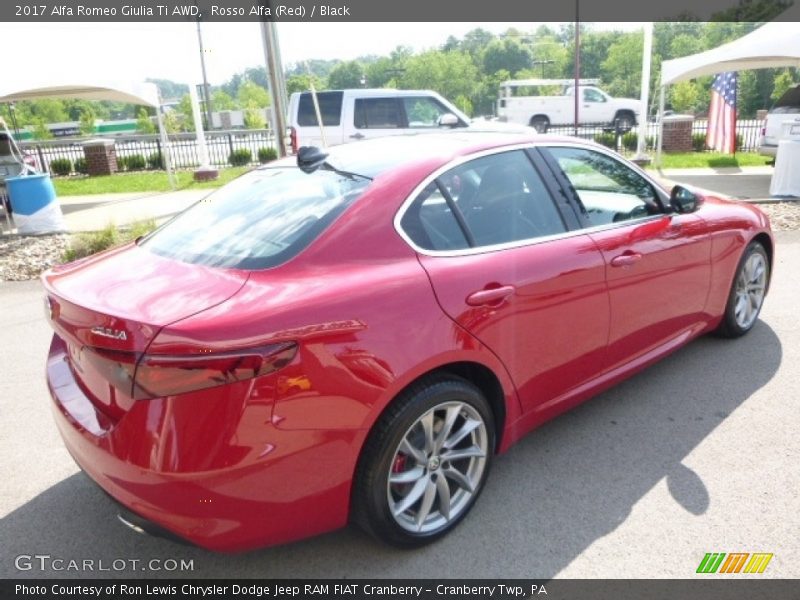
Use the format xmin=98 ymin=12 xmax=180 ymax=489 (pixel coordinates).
xmin=297 ymin=91 xmax=344 ymax=126
xmin=141 ymin=168 xmax=370 ymax=270
xmin=772 ymin=86 xmax=800 ymax=114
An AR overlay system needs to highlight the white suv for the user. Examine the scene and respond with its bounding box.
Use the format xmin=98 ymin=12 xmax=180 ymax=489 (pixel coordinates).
xmin=759 ymin=85 xmax=800 ymax=157
xmin=288 ymin=89 xmax=475 ymax=152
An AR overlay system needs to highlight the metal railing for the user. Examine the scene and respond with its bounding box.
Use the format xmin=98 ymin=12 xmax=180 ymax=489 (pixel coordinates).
xmin=19 ymin=129 xmax=278 ymax=174
xmin=545 ymin=119 xmax=764 ymax=154
xmin=17 ymin=119 xmax=766 ymax=176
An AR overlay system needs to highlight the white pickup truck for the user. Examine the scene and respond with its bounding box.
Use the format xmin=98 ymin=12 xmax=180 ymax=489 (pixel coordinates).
xmin=497 ymin=79 xmax=641 ymax=133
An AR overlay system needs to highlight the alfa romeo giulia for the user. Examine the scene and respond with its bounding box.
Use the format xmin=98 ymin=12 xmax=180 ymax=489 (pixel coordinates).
xmin=43 ymin=132 xmax=773 ymax=551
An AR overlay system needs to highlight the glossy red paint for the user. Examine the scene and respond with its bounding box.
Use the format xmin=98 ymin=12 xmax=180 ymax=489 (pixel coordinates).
xmin=43 ymin=133 xmax=773 ymax=551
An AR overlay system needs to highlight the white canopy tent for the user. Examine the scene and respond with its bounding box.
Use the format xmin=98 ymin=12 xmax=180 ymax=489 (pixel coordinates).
xmin=0 ymin=80 xmax=176 ymax=187
xmin=656 ymin=6 xmax=800 ymax=165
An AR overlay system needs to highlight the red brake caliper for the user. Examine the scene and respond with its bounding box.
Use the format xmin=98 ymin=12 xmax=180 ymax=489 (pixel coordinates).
xmin=392 ymin=454 xmax=407 ymax=474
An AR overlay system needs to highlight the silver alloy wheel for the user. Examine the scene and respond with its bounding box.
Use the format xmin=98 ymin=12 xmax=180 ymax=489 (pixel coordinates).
xmin=387 ymin=401 xmax=488 ymax=534
xmin=734 ymin=251 xmax=767 ymax=330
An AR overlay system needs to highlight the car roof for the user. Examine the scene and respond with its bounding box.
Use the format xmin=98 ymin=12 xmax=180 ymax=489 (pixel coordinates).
xmin=273 ymin=131 xmax=584 ymax=179
xmin=293 ymin=89 xmax=444 ymax=98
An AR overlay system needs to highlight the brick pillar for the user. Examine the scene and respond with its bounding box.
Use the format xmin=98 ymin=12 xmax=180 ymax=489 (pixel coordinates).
xmin=756 ymin=109 xmax=768 ymax=122
xmin=82 ymin=139 xmax=117 ymax=176
xmin=662 ymin=115 xmax=694 ymax=153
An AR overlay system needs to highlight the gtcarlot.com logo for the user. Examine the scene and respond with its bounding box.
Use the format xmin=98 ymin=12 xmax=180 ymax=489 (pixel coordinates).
xmin=696 ymin=552 xmax=773 ymax=574
xmin=14 ymin=554 xmax=194 ymax=572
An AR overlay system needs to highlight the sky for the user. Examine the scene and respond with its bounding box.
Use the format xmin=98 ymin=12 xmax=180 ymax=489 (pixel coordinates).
xmin=0 ymin=21 xmax=644 ymax=91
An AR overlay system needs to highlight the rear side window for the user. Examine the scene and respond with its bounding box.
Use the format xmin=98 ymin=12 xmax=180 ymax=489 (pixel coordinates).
xmin=400 ymin=150 xmax=567 ymax=251
xmin=772 ymin=86 xmax=800 ymax=114
xmin=141 ymin=168 xmax=370 ymax=270
xmin=354 ymin=98 xmax=403 ymax=129
xmin=297 ymin=92 xmax=343 ymax=126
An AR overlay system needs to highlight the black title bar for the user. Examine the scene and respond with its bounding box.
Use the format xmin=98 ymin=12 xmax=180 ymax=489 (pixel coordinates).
xmin=1 ymin=0 xmax=797 ymax=22
xmin=4 ymin=579 xmax=800 ymax=600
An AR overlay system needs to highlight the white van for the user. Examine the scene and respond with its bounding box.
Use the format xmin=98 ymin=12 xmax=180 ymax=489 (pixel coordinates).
xmin=287 ymin=89 xmax=472 ymax=152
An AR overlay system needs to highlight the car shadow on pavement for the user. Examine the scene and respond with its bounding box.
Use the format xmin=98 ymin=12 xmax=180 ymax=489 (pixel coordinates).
xmin=0 ymin=323 xmax=782 ymax=579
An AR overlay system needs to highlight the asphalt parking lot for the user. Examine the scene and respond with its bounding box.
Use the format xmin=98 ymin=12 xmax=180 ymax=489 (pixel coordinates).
xmin=1 ymin=232 xmax=798 ymax=580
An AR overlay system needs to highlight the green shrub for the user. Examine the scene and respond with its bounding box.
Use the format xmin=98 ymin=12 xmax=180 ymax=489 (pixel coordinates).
xmin=229 ymin=148 xmax=252 ymax=166
xmin=73 ymin=157 xmax=88 ymax=174
xmin=62 ymin=219 xmax=158 ymax=262
xmin=692 ymin=133 xmax=707 ymax=152
xmin=50 ymin=158 xmax=72 ymax=177
xmin=258 ymin=147 xmax=278 ymax=164
xmin=116 ymin=156 xmax=128 ymax=171
xmin=593 ymin=132 xmax=617 ymax=149
xmin=147 ymin=151 xmax=163 ymax=170
xmin=126 ymin=154 xmax=146 ymax=170
xmin=621 ymin=132 xmax=638 ymax=152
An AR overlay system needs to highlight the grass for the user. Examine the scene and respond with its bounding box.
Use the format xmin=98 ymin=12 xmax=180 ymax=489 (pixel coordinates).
xmin=53 ymin=167 xmax=251 ymax=196
xmin=647 ymin=152 xmax=772 ymax=170
xmin=63 ymin=219 xmax=158 ymax=262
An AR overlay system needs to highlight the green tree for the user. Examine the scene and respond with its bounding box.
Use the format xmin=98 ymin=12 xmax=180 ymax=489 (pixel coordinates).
xmin=176 ymin=94 xmax=195 ymax=132
xmin=286 ymin=73 xmax=327 ymax=95
xmin=161 ymin=110 xmax=182 ymax=135
xmin=771 ymin=69 xmax=797 ymax=102
xmin=136 ymin=107 xmax=156 ymax=134
xmin=601 ymin=32 xmax=643 ymax=98
xmin=482 ymin=39 xmax=532 ymax=76
xmin=399 ymin=50 xmax=479 ymax=103
xmin=211 ymin=89 xmax=237 ymax=110
xmin=32 ymin=118 xmax=52 ymax=140
xmin=328 ymin=61 xmax=365 ymax=89
xmin=237 ymin=80 xmax=270 ymax=109
xmin=670 ymin=81 xmax=700 ymax=113
xmin=243 ymin=108 xmax=266 ymax=129
xmin=79 ymin=107 xmax=96 ymax=136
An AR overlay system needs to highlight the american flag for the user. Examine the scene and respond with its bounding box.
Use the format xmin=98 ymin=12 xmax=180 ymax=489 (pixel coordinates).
xmin=706 ymin=72 xmax=737 ymax=153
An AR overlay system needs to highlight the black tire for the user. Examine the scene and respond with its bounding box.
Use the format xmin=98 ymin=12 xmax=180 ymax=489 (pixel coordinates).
xmin=614 ymin=112 xmax=635 ymax=132
xmin=352 ymin=375 xmax=495 ymax=547
xmin=715 ymin=241 xmax=769 ymax=338
xmin=530 ymin=116 xmax=550 ymax=133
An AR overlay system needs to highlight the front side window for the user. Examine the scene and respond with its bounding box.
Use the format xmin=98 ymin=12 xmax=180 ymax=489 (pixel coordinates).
xmin=402 ymin=97 xmax=452 ymax=128
xmin=141 ymin=168 xmax=370 ymax=270
xmin=400 ymin=150 xmax=566 ymax=251
xmin=583 ymin=89 xmax=607 ymax=103
xmin=354 ymin=98 xmax=403 ymax=129
xmin=546 ymin=147 xmax=660 ymax=227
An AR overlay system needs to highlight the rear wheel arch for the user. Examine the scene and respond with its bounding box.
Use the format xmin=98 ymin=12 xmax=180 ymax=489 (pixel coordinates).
xmin=349 ymin=367 xmax=502 ymax=545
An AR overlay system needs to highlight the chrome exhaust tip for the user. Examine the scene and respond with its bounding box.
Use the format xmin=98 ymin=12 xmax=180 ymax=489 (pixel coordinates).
xmin=117 ymin=513 xmax=147 ymax=535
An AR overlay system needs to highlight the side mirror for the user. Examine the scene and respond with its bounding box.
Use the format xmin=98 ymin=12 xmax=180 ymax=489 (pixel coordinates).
xmin=438 ymin=113 xmax=459 ymax=128
xmin=670 ymin=185 xmax=702 ymax=214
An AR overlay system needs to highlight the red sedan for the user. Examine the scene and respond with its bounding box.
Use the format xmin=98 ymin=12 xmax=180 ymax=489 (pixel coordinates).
xmin=43 ymin=133 xmax=773 ymax=551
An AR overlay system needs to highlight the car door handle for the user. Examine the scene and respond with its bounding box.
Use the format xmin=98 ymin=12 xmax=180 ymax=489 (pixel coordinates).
xmin=349 ymin=133 xmax=365 ymax=140
xmin=610 ymin=252 xmax=643 ymax=267
xmin=466 ymin=285 xmax=515 ymax=307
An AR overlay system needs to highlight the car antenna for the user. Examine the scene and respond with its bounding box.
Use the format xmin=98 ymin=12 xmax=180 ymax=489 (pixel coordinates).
xmin=304 ymin=61 xmax=328 ymax=149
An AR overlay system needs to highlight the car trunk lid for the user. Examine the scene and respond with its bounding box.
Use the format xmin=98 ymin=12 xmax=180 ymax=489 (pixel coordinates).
xmin=43 ymin=243 xmax=249 ymax=420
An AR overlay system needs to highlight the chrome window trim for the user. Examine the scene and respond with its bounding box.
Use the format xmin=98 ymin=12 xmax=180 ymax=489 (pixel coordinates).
xmin=393 ymin=141 xmax=670 ymax=258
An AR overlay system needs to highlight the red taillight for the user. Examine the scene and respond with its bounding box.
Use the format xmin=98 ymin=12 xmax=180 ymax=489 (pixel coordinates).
xmin=82 ymin=342 xmax=297 ymax=401
xmin=290 ymin=126 xmax=298 ymax=154
xmin=132 ymin=342 xmax=297 ymax=400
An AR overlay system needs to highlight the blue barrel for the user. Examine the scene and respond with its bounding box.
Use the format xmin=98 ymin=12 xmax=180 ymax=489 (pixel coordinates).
xmin=5 ymin=173 xmax=57 ymax=216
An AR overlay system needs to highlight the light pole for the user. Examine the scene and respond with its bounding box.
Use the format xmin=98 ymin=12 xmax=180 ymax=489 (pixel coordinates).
xmin=195 ymin=20 xmax=214 ymax=130
xmin=260 ymin=22 xmax=288 ymax=157
xmin=574 ymin=0 xmax=581 ymax=136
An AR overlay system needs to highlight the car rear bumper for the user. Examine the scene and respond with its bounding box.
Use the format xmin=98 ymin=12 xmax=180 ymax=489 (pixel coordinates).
xmin=46 ymin=334 xmax=361 ymax=552
xmin=758 ymin=144 xmax=777 ymax=157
